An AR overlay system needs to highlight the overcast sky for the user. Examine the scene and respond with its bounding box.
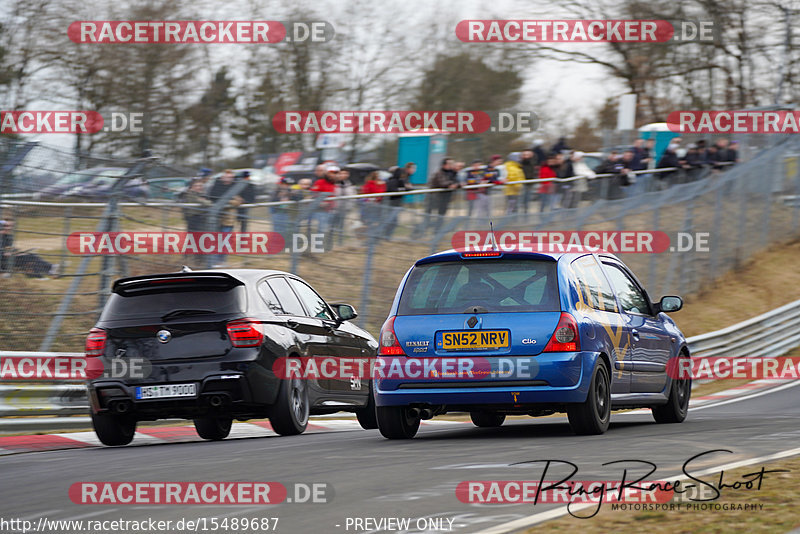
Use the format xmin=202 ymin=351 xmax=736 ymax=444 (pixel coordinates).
xmin=11 ymin=0 xmax=625 ymax=151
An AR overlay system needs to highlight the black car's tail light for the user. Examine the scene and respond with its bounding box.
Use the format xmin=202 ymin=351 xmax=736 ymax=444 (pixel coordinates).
xmin=85 ymin=327 xmax=107 ymax=357
xmin=543 ymin=313 xmax=580 ymax=352
xmin=226 ymin=319 xmax=264 ymax=347
xmin=378 ymin=316 xmax=406 ymax=356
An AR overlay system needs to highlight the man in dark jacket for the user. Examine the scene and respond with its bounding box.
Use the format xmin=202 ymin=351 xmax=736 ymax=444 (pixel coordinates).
xmin=520 ymin=149 xmax=538 ymax=214
xmin=235 ymin=170 xmax=256 ymax=232
xmin=430 ymin=157 xmax=459 ymax=216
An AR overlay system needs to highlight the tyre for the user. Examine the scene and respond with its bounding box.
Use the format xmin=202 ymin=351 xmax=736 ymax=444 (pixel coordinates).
xmin=91 ymin=411 xmax=136 ymax=446
xmin=567 ymin=358 xmax=611 ymax=435
xmin=470 ymin=411 xmax=506 ymax=428
xmin=356 ymin=382 xmax=378 ymax=430
xmin=269 ymin=374 xmax=309 ymax=436
xmin=193 ymin=416 xmax=233 ymax=440
xmin=377 ymin=406 xmax=420 ymax=439
xmin=652 ymin=369 xmax=691 ymax=424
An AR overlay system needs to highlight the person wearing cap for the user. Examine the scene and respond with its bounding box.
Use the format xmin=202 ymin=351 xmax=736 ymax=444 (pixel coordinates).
xmin=503 ymin=152 xmax=525 ymax=214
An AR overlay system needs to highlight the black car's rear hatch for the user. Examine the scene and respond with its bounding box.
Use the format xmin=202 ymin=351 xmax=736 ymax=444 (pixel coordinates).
xmin=99 ymin=273 xmax=247 ymax=361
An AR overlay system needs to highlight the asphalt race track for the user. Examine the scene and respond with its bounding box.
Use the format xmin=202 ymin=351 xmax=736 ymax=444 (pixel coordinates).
xmin=2 ymin=382 xmax=799 ymax=534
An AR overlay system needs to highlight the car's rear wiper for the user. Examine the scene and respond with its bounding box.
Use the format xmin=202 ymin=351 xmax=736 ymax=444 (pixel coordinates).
xmin=160 ymin=309 xmax=217 ymax=321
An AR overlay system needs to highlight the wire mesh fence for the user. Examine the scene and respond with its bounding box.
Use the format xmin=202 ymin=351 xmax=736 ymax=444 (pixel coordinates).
xmin=0 ymin=136 xmax=799 ymax=352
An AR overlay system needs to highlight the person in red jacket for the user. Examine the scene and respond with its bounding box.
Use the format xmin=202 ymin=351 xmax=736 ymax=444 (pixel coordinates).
xmin=538 ymin=153 xmax=559 ymax=212
xmin=361 ymin=170 xmax=386 ymax=235
xmin=311 ymin=164 xmax=339 ymax=234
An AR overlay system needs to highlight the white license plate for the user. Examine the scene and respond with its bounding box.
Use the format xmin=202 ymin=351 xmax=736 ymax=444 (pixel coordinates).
xmin=136 ymin=383 xmax=197 ymax=400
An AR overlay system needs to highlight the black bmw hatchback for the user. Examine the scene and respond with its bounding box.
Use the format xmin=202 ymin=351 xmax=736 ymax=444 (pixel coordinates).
xmin=86 ymin=269 xmax=378 ymax=446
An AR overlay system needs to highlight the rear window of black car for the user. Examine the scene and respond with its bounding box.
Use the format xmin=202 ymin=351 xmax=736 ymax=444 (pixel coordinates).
xmin=397 ymin=259 xmax=560 ymax=315
xmin=100 ymin=286 xmax=246 ymax=321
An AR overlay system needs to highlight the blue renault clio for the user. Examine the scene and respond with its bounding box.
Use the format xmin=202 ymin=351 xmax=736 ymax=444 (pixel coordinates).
xmin=374 ymin=249 xmax=690 ymax=438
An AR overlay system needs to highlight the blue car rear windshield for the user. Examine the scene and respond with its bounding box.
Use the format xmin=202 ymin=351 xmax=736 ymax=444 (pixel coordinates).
xmin=398 ymin=259 xmax=560 ymax=315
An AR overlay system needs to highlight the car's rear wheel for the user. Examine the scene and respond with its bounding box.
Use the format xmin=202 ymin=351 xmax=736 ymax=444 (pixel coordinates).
xmin=270 ymin=375 xmax=309 ymax=436
xmin=470 ymin=411 xmax=506 ymax=428
xmin=356 ymin=382 xmax=378 ymax=430
xmin=567 ymin=358 xmax=611 ymax=435
xmin=193 ymin=416 xmax=233 ymax=440
xmin=652 ymin=370 xmax=691 ymax=423
xmin=377 ymin=406 xmax=420 ymax=439
xmin=91 ymin=412 xmax=136 ymax=446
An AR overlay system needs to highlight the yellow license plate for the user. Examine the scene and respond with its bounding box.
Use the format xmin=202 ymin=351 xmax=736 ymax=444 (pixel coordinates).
xmin=441 ymin=330 xmax=509 ymax=350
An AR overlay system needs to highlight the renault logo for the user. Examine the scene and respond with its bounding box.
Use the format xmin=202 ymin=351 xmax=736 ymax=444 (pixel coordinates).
xmin=156 ymin=329 xmax=172 ymax=343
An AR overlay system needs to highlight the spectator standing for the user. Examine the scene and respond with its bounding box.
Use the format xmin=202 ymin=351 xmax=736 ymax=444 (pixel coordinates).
xmin=538 ymin=153 xmax=559 ymax=212
xmin=361 ymin=170 xmax=386 ymax=235
xmin=384 ymin=167 xmax=410 ymax=239
xmin=519 ymin=149 xmax=538 ymax=214
xmin=503 ymin=153 xmax=524 ymax=214
xmin=180 ymin=179 xmax=212 ymax=233
xmin=207 ymin=169 xmax=244 ymax=267
xmin=556 ymin=153 xmax=577 ymax=207
xmin=463 ymin=159 xmax=484 ymax=217
xmin=570 ymin=151 xmax=595 ymax=205
xmin=270 ymin=178 xmax=300 ymax=239
xmin=235 ymin=170 xmax=256 ymax=232
xmin=430 ymin=157 xmax=459 ymax=216
xmin=311 ymin=164 xmax=338 ymax=236
xmin=552 ymin=136 xmax=571 ymax=154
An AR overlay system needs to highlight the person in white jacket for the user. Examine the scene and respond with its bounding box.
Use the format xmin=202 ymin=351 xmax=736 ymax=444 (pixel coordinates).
xmin=569 ymin=151 xmax=596 ymax=206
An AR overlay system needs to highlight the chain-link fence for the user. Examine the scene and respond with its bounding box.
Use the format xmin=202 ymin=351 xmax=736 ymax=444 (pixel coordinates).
xmin=1 ymin=136 xmax=799 ymax=352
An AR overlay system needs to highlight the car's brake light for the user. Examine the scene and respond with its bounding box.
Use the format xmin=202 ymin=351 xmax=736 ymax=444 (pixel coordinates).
xmin=85 ymin=327 xmax=107 ymax=357
xmin=379 ymin=316 xmax=406 ymax=356
xmin=461 ymin=251 xmax=502 ymax=258
xmin=227 ymin=319 xmax=264 ymax=347
xmin=543 ymin=313 xmax=580 ymax=352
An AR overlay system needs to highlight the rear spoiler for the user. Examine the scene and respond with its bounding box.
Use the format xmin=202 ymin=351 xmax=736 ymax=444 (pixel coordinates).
xmin=112 ymin=272 xmax=244 ymax=296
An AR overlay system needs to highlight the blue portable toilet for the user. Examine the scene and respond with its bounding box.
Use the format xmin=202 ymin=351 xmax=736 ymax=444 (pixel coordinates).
xmin=397 ymin=133 xmax=448 ymax=202
xmin=638 ymin=122 xmax=681 ymax=163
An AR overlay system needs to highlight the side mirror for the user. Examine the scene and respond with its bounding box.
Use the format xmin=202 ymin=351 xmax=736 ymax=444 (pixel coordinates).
xmin=658 ymin=295 xmax=683 ymax=313
xmin=332 ymin=303 xmax=358 ymax=322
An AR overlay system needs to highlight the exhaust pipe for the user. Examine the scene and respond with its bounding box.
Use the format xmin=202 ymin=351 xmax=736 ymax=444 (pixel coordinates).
xmin=408 ymin=407 xmax=421 ymax=418
xmin=209 ymin=395 xmax=223 ymax=407
xmin=419 ymin=408 xmax=434 ymax=420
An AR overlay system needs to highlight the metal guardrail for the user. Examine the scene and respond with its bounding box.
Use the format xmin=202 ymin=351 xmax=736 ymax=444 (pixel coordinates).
xmin=2 ymin=297 xmax=800 ymax=433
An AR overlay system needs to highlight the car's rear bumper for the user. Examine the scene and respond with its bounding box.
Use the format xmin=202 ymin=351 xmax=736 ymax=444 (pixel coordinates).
xmin=374 ymin=351 xmax=598 ymax=407
xmin=88 ymin=351 xmax=281 ymax=418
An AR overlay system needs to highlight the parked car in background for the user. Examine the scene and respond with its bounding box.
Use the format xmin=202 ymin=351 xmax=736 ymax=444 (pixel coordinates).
xmin=146 ymin=177 xmax=191 ymax=200
xmin=34 ymin=167 xmax=127 ymax=200
xmin=64 ymin=171 xmax=149 ymax=200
